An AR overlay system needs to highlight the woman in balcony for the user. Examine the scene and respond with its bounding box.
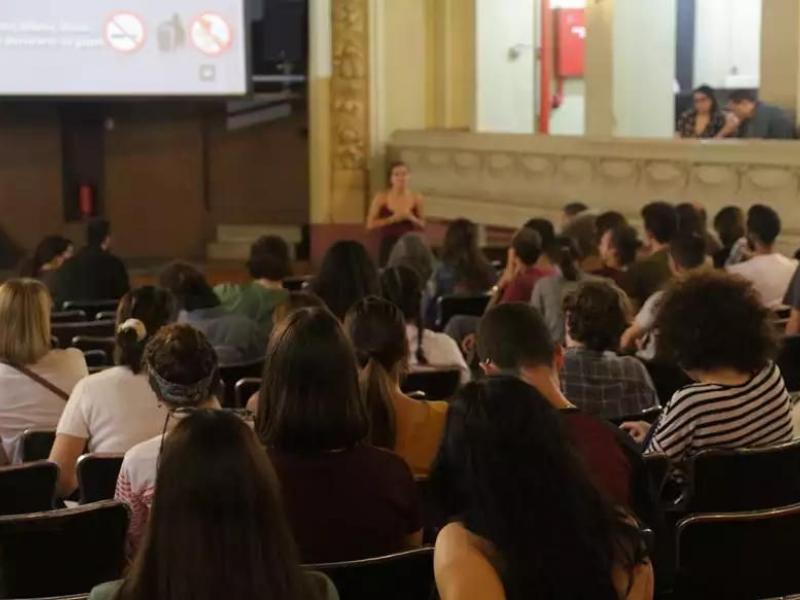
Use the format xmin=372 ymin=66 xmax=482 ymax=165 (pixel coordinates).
xmin=677 ymin=85 xmax=739 ymax=139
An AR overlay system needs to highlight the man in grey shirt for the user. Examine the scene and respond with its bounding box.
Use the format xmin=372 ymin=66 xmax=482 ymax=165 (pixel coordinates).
xmin=728 ymin=89 xmax=796 ymax=139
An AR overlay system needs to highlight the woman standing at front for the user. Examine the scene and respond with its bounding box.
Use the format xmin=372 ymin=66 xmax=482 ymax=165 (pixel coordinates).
xmin=677 ymin=85 xmax=739 ymax=139
xmin=367 ymin=161 xmax=425 ymax=266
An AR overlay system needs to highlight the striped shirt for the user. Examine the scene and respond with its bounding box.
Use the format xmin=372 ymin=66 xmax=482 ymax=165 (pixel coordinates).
xmin=646 ymin=363 xmax=793 ymax=464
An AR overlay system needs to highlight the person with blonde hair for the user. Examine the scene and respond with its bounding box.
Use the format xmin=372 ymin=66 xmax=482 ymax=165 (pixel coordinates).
xmin=0 ymin=279 xmax=88 ymax=464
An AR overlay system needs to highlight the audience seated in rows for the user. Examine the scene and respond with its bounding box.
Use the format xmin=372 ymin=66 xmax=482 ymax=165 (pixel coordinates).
xmin=424 ymin=219 xmax=496 ymax=325
xmin=712 ymin=205 xmax=747 ymax=268
xmin=0 ymin=279 xmax=88 ymax=464
xmin=562 ymin=211 xmax=604 ymax=273
xmin=622 ymin=271 xmax=793 ymax=481
xmin=310 ymin=240 xmax=380 ymax=321
xmin=19 ymin=235 xmax=73 ymax=297
xmin=94 ymin=410 xmax=337 ymax=600
xmin=561 ymin=280 xmax=659 ymax=420
xmin=621 ymin=233 xmax=708 ymax=360
xmin=675 ymin=202 xmax=722 ymax=256
xmin=380 ymin=266 xmax=470 ymax=383
xmin=626 ymin=202 xmax=678 ymax=308
xmin=432 ymin=377 xmax=653 ymax=600
xmin=214 ymin=235 xmax=291 ymax=329
xmin=115 ymin=323 xmax=221 ymax=556
xmin=530 ymin=236 xmax=599 ymax=345
xmin=50 ymin=287 xmax=176 ymax=497
xmin=52 ymin=218 xmax=130 ymax=307
xmin=594 ymin=224 xmax=640 ymax=292
xmin=159 ymin=261 xmax=266 ymax=365
xmin=345 ymin=296 xmax=448 ymax=476
xmin=386 ymin=232 xmax=436 ymax=285
xmin=476 ymin=303 xmax=633 ymax=507
xmin=257 ymin=307 xmax=422 ymax=562
xmin=726 ymin=204 xmax=797 ymax=308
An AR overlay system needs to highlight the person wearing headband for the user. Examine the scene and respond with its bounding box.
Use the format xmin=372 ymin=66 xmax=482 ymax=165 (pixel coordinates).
xmin=115 ymin=323 xmax=221 ymax=557
xmin=50 ymin=287 xmax=177 ymax=497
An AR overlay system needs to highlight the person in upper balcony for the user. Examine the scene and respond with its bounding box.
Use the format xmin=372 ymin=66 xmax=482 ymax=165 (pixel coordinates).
xmin=728 ymin=89 xmax=796 ymax=140
xmin=676 ymin=85 xmax=739 ymax=139
xmin=366 ymin=161 xmax=426 ymax=266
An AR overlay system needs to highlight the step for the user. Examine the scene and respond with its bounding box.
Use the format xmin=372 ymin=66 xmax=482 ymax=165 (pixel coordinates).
xmin=216 ymin=224 xmax=303 ymax=245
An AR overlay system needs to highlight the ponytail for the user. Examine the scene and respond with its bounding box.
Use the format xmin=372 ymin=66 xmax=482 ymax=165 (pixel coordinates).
xmin=359 ymin=357 xmax=398 ymax=449
xmin=554 ymin=236 xmax=580 ymax=282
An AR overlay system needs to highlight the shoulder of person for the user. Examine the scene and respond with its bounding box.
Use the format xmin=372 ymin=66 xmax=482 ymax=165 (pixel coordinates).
xmin=435 ymin=523 xmax=506 ymax=600
xmin=89 ymin=579 xmax=123 ymax=600
xmin=359 ymin=445 xmax=416 ymax=482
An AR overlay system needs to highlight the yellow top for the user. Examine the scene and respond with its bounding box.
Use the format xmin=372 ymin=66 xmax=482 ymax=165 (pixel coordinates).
xmin=392 ymin=392 xmax=448 ymax=477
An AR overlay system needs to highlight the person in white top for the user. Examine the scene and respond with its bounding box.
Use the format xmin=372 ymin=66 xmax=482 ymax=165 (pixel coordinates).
xmin=115 ymin=323 xmax=221 ymax=557
xmin=727 ymin=204 xmax=798 ymax=308
xmin=50 ymin=286 xmax=177 ymax=498
xmin=0 ymin=279 xmax=88 ymax=464
xmin=380 ymin=266 xmax=470 ymax=384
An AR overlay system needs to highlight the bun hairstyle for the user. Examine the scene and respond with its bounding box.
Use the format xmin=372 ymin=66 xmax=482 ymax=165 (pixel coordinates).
xmin=116 ymin=287 xmax=178 ymax=374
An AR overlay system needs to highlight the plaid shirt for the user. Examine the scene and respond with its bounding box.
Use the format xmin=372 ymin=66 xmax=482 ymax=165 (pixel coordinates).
xmin=560 ymin=348 xmax=660 ymax=420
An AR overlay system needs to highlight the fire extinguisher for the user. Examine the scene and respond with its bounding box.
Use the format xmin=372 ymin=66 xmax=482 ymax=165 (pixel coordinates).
xmin=79 ymin=184 xmax=94 ymax=218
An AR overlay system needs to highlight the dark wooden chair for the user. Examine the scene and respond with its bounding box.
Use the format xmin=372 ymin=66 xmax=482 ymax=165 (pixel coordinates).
xmin=219 ymin=359 xmax=265 ymax=408
xmin=61 ymin=300 xmax=119 ymax=314
xmin=777 ymin=335 xmax=800 ymax=393
xmin=305 ymin=547 xmax=435 ymax=600
xmin=435 ymin=294 xmax=491 ymax=331
xmin=20 ymin=429 xmax=57 ymax=462
xmin=50 ymin=310 xmax=88 ymax=324
xmin=235 ymin=377 xmax=262 ymax=409
xmin=0 ymin=501 xmax=128 ymax=599
xmin=676 ymin=503 xmax=800 ymax=600
xmin=282 ymin=276 xmax=311 ymax=291
xmin=71 ymin=336 xmax=116 ymax=367
xmin=76 ymin=454 xmax=125 ymax=504
xmin=94 ymin=311 xmax=117 ymax=322
xmin=682 ymin=440 xmax=800 ymax=514
xmin=51 ymin=321 xmax=115 ymax=351
xmin=402 ymin=368 xmax=462 ymax=401
xmin=0 ymin=461 xmax=57 ymax=516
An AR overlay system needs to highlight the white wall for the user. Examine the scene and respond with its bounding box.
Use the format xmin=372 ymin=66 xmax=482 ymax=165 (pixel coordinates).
xmin=613 ymin=0 xmax=677 ymax=137
xmin=694 ymin=0 xmax=761 ymax=89
xmin=475 ymin=0 xmax=536 ymax=133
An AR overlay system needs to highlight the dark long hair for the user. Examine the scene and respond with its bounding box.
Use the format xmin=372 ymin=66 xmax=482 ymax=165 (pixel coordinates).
xmin=380 ymin=265 xmax=427 ymax=365
xmin=257 ymin=307 xmax=369 ymax=453
xmin=20 ymin=235 xmax=71 ymax=277
xmin=311 ymin=241 xmax=380 ymax=321
xmin=693 ymin=84 xmax=719 ymax=114
xmin=440 ymin=219 xmax=495 ymax=293
xmin=551 ymin=236 xmax=581 ymax=282
xmin=116 ymin=410 xmax=309 ymax=600
xmin=344 ymin=297 xmax=408 ymax=449
xmin=431 ymin=377 xmax=647 ymax=599
xmin=116 ymin=287 xmax=178 ymax=374
xmin=158 ymin=262 xmax=220 ymax=312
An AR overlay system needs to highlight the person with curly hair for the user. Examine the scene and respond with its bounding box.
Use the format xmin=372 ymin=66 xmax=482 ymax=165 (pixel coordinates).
xmin=561 ymin=281 xmax=658 ymax=420
xmin=621 ymin=271 xmax=793 ymax=475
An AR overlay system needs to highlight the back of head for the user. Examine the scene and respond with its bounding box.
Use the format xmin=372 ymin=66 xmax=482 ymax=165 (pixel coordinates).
xmin=511 ymin=227 xmax=542 ymax=266
xmin=641 ymin=201 xmax=678 ymax=244
xmin=247 ymin=236 xmax=291 ymax=282
xmin=116 ymin=286 xmax=178 ymax=374
xmin=477 ymin=303 xmax=555 ymax=371
xmin=523 ymin=218 xmax=556 ymax=250
xmin=713 ymin=206 xmax=745 ymax=247
xmin=0 ymin=279 xmax=52 ymax=365
xmin=380 ymin=265 xmax=423 ymax=323
xmin=670 ymin=233 xmax=707 ymax=270
xmin=656 ymin=270 xmax=777 ymax=374
xmin=432 ymin=377 xmax=631 ymax=599
xmin=121 ymin=410 xmax=306 ymax=600
xmin=258 ymin=307 xmax=368 ymax=453
xmin=675 ymin=202 xmax=706 ymax=236
xmin=563 ymin=202 xmax=588 ymax=219
xmin=25 ymin=235 xmax=70 ymax=276
xmin=144 ymin=323 xmax=219 ymax=409
xmin=271 ymin=292 xmax=325 ymax=327
xmin=345 ymin=297 xmax=408 ymax=449
xmin=562 ymin=211 xmax=598 ymax=259
xmin=158 ymin=262 xmax=220 ymax=312
xmin=609 ymin=225 xmax=640 ymax=267
xmin=87 ymin=218 xmax=110 ymax=249
xmin=563 ymin=281 xmax=630 ymax=352
xmin=441 ymin=219 xmax=494 ymax=291
xmin=747 ymin=204 xmax=781 ymax=247
xmin=595 ymin=211 xmax=627 ymax=242
xmin=311 ymin=240 xmax=379 ymax=321
xmin=386 ymin=232 xmax=436 ymax=284
xmin=551 ymin=235 xmax=581 ymax=281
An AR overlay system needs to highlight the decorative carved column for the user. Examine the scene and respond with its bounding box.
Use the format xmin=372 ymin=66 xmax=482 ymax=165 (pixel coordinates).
xmin=330 ymin=0 xmax=370 ymax=224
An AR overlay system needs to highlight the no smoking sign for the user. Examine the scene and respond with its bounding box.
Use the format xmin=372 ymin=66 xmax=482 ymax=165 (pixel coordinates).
xmin=105 ymin=12 xmax=146 ymax=53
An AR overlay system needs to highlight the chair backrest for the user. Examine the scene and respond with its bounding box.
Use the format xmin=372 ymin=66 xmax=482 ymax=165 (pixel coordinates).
xmin=61 ymin=300 xmax=119 ymax=314
xmin=20 ymin=429 xmax=56 ymax=463
xmin=402 ymin=368 xmax=462 ymax=401
xmin=641 ymin=360 xmax=692 ymax=405
xmin=218 ymin=359 xmax=265 ymax=408
xmin=305 ymin=547 xmax=434 ymax=600
xmin=76 ymin=454 xmax=125 ymax=504
xmin=642 ymin=453 xmax=670 ymax=498
xmin=71 ymin=337 xmax=116 ymax=367
xmin=0 ymin=501 xmax=128 ymax=599
xmin=676 ymin=503 xmax=800 ymax=600
xmin=686 ymin=440 xmax=800 ymax=513
xmin=282 ymin=276 xmax=311 ymax=291
xmin=0 ymin=461 xmax=57 ymax=516
xmin=777 ymin=335 xmax=800 ymax=393
xmin=94 ymin=311 xmax=117 ymax=322
xmin=235 ymin=377 xmax=262 ymax=409
xmin=50 ymin=310 xmax=87 ymax=324
xmin=51 ymin=321 xmax=115 ymax=351
xmin=435 ymin=294 xmax=491 ymax=331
